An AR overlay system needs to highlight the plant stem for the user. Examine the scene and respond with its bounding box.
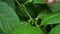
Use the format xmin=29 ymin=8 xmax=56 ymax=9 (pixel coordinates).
xmin=35 ymin=22 xmax=41 ymax=29
xmin=15 ymin=0 xmax=32 ymax=19
xmin=15 ymin=0 xmax=41 ymax=28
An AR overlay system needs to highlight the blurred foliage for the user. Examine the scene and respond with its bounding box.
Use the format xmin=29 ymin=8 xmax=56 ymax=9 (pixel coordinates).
xmin=0 ymin=0 xmax=60 ymax=34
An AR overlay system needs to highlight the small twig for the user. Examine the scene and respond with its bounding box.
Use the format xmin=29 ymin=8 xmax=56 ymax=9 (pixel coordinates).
xmin=15 ymin=0 xmax=32 ymax=19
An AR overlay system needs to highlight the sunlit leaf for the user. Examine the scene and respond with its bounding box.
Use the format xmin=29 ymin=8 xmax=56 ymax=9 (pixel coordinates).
xmin=34 ymin=0 xmax=45 ymax=4
xmin=11 ymin=23 xmax=44 ymax=34
xmin=37 ymin=10 xmax=51 ymax=19
xmin=41 ymin=11 xmax=60 ymax=25
xmin=49 ymin=25 xmax=60 ymax=34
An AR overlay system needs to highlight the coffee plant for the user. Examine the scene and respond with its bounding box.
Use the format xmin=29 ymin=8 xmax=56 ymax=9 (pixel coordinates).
xmin=0 ymin=0 xmax=60 ymax=34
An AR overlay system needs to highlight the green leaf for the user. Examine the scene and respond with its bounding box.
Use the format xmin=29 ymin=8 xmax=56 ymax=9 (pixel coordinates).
xmin=1 ymin=0 xmax=15 ymax=10
xmin=11 ymin=23 xmax=44 ymax=34
xmin=0 ymin=1 xmax=20 ymax=33
xmin=0 ymin=28 xmax=3 ymax=33
xmin=48 ymin=2 xmax=60 ymax=12
xmin=19 ymin=21 xmax=30 ymax=26
xmin=41 ymin=11 xmax=60 ymax=25
xmin=0 ymin=32 xmax=6 ymax=34
xmin=37 ymin=10 xmax=51 ymax=19
xmin=49 ymin=25 xmax=60 ymax=34
xmin=34 ymin=0 xmax=45 ymax=4
xmin=24 ymin=0 xmax=33 ymax=4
